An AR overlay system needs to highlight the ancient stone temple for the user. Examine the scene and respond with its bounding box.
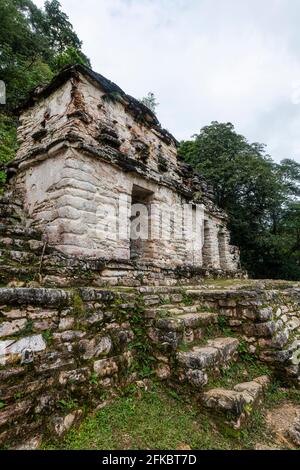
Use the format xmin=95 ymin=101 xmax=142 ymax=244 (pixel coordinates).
xmin=1 ymin=66 xmax=300 ymax=449
xmin=4 ymin=64 xmax=241 ymax=286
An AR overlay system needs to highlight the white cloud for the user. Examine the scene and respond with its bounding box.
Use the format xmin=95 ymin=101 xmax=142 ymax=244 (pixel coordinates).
xmin=33 ymin=0 xmax=300 ymax=162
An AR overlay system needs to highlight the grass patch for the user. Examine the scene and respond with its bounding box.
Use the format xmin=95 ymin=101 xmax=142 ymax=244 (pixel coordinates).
xmin=181 ymin=292 xmax=194 ymax=306
xmin=196 ymin=305 xmax=218 ymax=313
xmin=42 ymin=384 xmax=277 ymax=450
xmin=209 ymin=361 xmax=272 ymax=389
xmin=265 ymin=380 xmax=300 ymax=408
xmin=42 ymin=386 xmax=231 ymax=450
xmin=201 ymin=279 xmax=252 ymax=289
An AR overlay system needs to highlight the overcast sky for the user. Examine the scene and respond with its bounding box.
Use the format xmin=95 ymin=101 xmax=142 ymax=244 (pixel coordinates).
xmin=34 ymin=0 xmax=300 ymax=162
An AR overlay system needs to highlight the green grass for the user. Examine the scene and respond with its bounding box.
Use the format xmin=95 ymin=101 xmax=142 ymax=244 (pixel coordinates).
xmin=265 ymin=380 xmax=300 ymax=408
xmin=42 ymin=384 xmax=276 ymax=450
xmin=201 ymin=279 xmax=252 ymax=289
xmin=209 ymin=361 xmax=272 ymax=389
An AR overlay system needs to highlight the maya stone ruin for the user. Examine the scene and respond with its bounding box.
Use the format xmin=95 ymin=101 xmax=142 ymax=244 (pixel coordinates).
xmin=8 ymin=64 xmax=241 ymax=284
xmin=1 ymin=65 xmax=300 ymax=448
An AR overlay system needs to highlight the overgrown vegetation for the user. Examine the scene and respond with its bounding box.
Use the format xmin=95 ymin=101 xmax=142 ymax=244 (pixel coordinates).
xmin=179 ymin=122 xmax=300 ymax=280
xmin=0 ymin=113 xmax=17 ymax=187
xmin=210 ymin=360 xmax=271 ymax=390
xmin=41 ymin=382 xmax=297 ymax=450
xmin=140 ymin=92 xmax=159 ymax=114
xmin=128 ymin=296 xmax=156 ymax=379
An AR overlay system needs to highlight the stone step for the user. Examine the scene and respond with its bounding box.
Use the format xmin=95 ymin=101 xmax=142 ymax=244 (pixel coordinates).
xmin=0 ymin=224 xmax=41 ymax=240
xmin=0 ymin=236 xmax=46 ymax=254
xmin=201 ymin=375 xmax=270 ymax=429
xmin=144 ymin=302 xmax=217 ymax=319
xmin=0 ymin=249 xmax=40 ymax=264
xmin=0 ymin=204 xmax=22 ymax=219
xmin=177 ymin=337 xmax=239 ymax=371
xmin=155 ymin=311 xmax=218 ymax=332
xmin=169 ymin=305 xmax=198 ymax=313
xmin=0 ymin=265 xmax=37 ymax=287
xmin=139 ymin=286 xmax=199 ymax=294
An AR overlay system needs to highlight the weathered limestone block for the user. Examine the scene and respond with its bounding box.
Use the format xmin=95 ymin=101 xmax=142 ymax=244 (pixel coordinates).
xmin=94 ymin=357 xmax=119 ymax=377
xmin=257 ymin=307 xmax=274 ymax=321
xmin=0 ymin=367 xmax=25 ymax=381
xmin=177 ymin=346 xmax=220 ymax=369
xmin=35 ymin=351 xmax=75 ymax=372
xmin=219 ymin=299 xmax=237 ymax=308
xmin=83 ymin=311 xmax=105 ymax=326
xmin=78 ymin=288 xmax=115 ymax=302
xmin=51 ymin=410 xmax=83 ymax=437
xmin=155 ymin=317 xmax=184 ymax=332
xmin=59 ymin=368 xmax=91 ymax=385
xmin=0 ymin=319 xmax=27 ymax=337
xmin=28 ymin=309 xmax=58 ymax=319
xmin=0 ymin=377 xmax=54 ymax=401
xmin=234 ymin=380 xmax=264 ymax=401
xmin=207 ymin=337 xmax=239 ymax=362
xmin=33 ymin=319 xmax=57 ymax=331
xmin=13 ymin=436 xmax=42 ymax=450
xmin=0 ymin=288 xmax=72 ymax=307
xmin=53 ymin=330 xmax=86 ymax=343
xmin=177 ymin=338 xmax=239 ymax=372
xmin=243 ymin=321 xmax=277 ymax=338
xmin=202 ymin=389 xmax=247 ymax=416
xmin=34 ymin=394 xmax=57 ymax=414
xmin=79 ymin=336 xmax=113 ymax=360
xmin=288 ymin=416 xmax=300 ymax=447
xmin=202 ymin=219 xmax=221 ymax=269
xmin=219 ymin=307 xmax=236 ymax=318
xmin=58 ymin=317 xmax=75 ymax=330
xmin=0 ymin=334 xmax=46 ymax=365
xmin=109 ymin=326 xmax=134 ymax=351
xmin=202 ymin=376 xmax=270 ymax=428
xmin=155 ymin=363 xmax=171 ymax=380
xmin=0 ymin=399 xmax=32 ymax=428
xmin=185 ymin=369 xmax=208 ymax=388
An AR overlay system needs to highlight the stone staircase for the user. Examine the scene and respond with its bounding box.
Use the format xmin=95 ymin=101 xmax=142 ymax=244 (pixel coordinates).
xmin=143 ymin=293 xmax=272 ymax=429
xmin=1 ymin=279 xmax=300 ymax=446
xmin=202 ymin=375 xmax=270 ymax=429
xmin=1 ymin=193 xmax=300 ymax=444
xmin=0 ymin=193 xmax=49 ymax=285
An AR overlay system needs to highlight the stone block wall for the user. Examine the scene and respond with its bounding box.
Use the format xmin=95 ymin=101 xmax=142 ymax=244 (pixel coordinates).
xmin=0 ymin=287 xmax=136 ymax=446
xmin=14 ymin=147 xmax=193 ymax=263
xmin=1 ymin=283 xmax=300 ymax=446
xmin=0 ymin=185 xmax=244 ymax=288
xmin=187 ymin=286 xmax=300 ymax=384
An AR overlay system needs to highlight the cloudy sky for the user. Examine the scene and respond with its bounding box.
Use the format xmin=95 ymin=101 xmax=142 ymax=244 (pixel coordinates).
xmin=34 ymin=0 xmax=300 ymax=162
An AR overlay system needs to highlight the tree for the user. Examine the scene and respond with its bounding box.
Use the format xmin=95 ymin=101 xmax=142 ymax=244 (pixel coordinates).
xmin=140 ymin=92 xmax=159 ymax=114
xmin=179 ymin=121 xmax=300 ymax=279
xmin=0 ymin=0 xmax=90 ymax=188
xmin=0 ymin=113 xmax=17 ymax=190
xmin=43 ymin=0 xmax=90 ymax=70
xmin=0 ymin=0 xmax=90 ymax=110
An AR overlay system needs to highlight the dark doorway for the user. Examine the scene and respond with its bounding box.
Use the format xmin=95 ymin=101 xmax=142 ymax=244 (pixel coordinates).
xmin=130 ymin=185 xmax=154 ymax=261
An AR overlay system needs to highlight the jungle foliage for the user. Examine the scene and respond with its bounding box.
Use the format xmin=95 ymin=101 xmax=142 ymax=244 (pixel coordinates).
xmin=0 ymin=0 xmax=89 ymax=184
xmin=179 ymin=122 xmax=300 ymax=279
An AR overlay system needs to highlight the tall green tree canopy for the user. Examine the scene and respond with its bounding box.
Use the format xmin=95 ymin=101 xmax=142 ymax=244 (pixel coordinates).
xmin=0 ymin=0 xmax=90 ymax=185
xmin=0 ymin=0 xmax=90 ymax=110
xmin=179 ymin=122 xmax=300 ymax=279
